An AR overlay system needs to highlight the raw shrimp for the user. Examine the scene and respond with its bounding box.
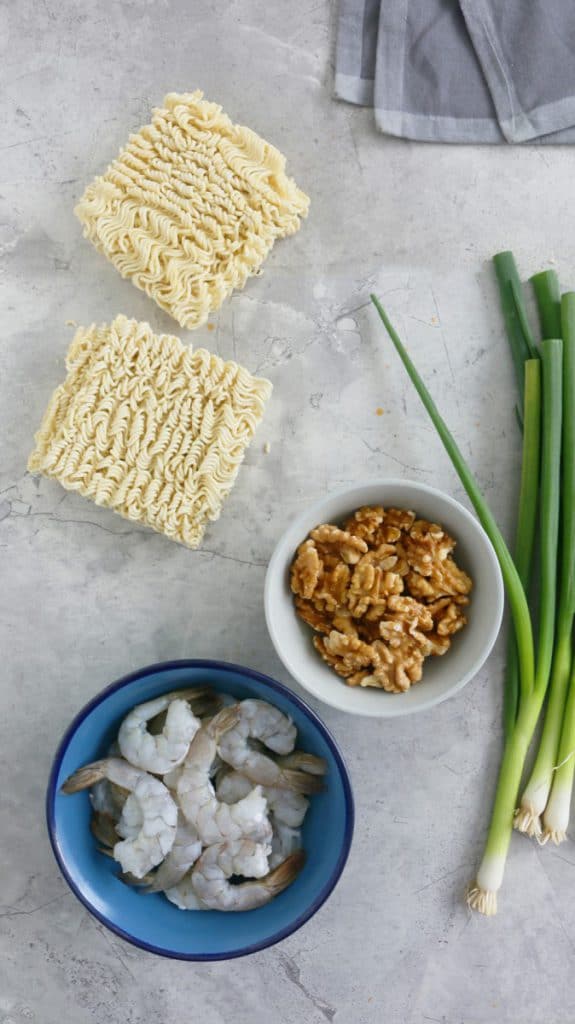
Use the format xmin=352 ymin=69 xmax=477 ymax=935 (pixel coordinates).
xmin=118 ymin=690 xmax=209 ymax=775
xmin=177 ymin=707 xmax=272 ymax=846
xmin=142 ymin=813 xmax=202 ymax=892
xmin=62 ymin=758 xmax=177 ymax=878
xmin=164 ymin=874 xmax=205 ymax=910
xmin=269 ymin=822 xmax=302 ymax=869
xmin=163 ymin=750 xmax=222 ymax=794
xmin=217 ymin=701 xmax=323 ymax=793
xmin=216 ymin=769 xmax=309 ymax=828
xmin=192 ymin=841 xmax=305 ymax=911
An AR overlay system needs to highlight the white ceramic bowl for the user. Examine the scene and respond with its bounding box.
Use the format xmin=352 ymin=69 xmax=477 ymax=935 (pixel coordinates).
xmin=265 ymin=479 xmax=504 ymax=717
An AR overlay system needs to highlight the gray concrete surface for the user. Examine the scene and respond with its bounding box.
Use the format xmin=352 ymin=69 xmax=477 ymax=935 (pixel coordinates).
xmin=2 ymin=2 xmax=575 ymax=1022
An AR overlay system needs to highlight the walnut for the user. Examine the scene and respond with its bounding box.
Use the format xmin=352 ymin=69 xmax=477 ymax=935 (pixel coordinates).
xmin=376 ymin=570 xmax=404 ymax=602
xmin=407 ymin=558 xmax=472 ymax=602
xmin=434 ymin=557 xmax=472 ymax=597
xmin=332 ymin=608 xmax=359 ymax=637
xmin=310 ymin=524 xmax=368 ymax=564
xmin=380 ymin=508 xmax=416 ymax=533
xmin=314 ymin=562 xmax=350 ymax=610
xmin=294 ymin=597 xmax=331 ymax=634
xmin=358 ymin=638 xmax=425 ymax=693
xmin=313 ymin=631 xmax=374 ymax=677
xmin=348 ymin=561 xmax=383 ymax=618
xmin=292 ymin=504 xmax=472 ymax=696
xmin=422 ymin=632 xmax=452 ymax=656
xmin=428 ymin=596 xmax=469 ymax=636
xmin=344 ymin=506 xmax=384 ymax=542
xmin=402 ymin=519 xmax=454 ymax=576
xmin=291 ymin=539 xmax=322 ymax=599
xmin=384 ymin=594 xmax=434 ymax=635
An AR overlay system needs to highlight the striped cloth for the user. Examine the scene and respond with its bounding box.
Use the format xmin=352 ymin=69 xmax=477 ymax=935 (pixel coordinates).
xmin=336 ymin=1 xmax=575 ymax=143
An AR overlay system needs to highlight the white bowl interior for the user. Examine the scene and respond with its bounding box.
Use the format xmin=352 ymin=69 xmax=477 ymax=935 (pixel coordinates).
xmin=265 ymin=480 xmax=504 ymax=717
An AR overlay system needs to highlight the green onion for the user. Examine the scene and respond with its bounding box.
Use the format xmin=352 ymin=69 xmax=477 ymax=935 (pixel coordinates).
xmin=492 ymin=255 xmax=541 ymax=736
xmin=470 ymin=340 xmax=561 ymax=911
xmin=370 ymin=295 xmax=566 ymax=915
xmin=503 ymin=359 xmax=541 ymax=736
xmin=537 ymin=294 xmax=575 ymax=843
xmin=494 ymin=252 xmax=538 ymax=405
xmin=531 ymin=269 xmax=562 ymax=340
xmin=532 ymin=339 xmax=563 ymax=693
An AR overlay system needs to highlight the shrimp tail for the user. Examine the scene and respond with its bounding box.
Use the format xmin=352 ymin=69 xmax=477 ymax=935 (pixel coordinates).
xmin=278 ymin=752 xmax=328 ymax=776
xmin=210 ymin=704 xmax=241 ymax=739
xmin=61 ymin=760 xmax=107 ymax=793
xmin=279 ymin=769 xmax=325 ymax=795
xmin=264 ymin=850 xmax=306 ymax=897
xmin=90 ymin=811 xmax=118 ymax=850
xmin=189 ymin=694 xmax=224 ymax=719
xmin=95 ymin=846 xmax=116 ymax=859
xmin=119 ymin=870 xmax=156 ymax=889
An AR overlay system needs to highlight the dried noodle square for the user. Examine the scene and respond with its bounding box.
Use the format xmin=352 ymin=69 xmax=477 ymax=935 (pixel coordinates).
xmin=28 ymin=316 xmax=272 ymax=548
xmin=75 ymin=91 xmax=310 ymax=329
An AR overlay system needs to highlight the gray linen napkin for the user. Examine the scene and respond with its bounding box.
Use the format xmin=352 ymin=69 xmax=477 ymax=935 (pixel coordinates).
xmin=335 ymin=0 xmax=575 ymax=143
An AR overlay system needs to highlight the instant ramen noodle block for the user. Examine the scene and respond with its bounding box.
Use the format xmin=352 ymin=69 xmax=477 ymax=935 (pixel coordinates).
xmin=28 ymin=316 xmax=272 ymax=548
xmin=75 ymin=91 xmax=310 ymax=329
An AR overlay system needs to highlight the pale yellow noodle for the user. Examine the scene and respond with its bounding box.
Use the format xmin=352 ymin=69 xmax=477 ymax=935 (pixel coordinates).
xmin=28 ymin=316 xmax=272 ymax=548
xmin=74 ymin=91 xmax=310 ymax=329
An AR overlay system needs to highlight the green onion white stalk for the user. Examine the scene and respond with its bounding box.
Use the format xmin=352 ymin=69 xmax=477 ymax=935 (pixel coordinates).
xmin=543 ymin=658 xmax=575 ymax=843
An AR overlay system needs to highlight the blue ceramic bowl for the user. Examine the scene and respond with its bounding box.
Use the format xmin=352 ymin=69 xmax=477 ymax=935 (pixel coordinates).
xmin=47 ymin=660 xmax=354 ymax=961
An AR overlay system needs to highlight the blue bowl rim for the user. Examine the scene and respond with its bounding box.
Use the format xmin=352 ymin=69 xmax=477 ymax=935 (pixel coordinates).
xmin=46 ymin=658 xmax=355 ymax=962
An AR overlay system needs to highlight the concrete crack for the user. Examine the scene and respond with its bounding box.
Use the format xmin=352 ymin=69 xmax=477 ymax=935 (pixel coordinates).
xmin=362 ymin=438 xmax=432 ymax=475
xmin=277 ymin=953 xmax=336 ymax=1022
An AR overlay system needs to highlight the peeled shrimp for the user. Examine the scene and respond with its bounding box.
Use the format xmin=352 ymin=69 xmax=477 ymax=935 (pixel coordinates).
xmin=217 ymin=700 xmax=323 ymax=793
xmin=177 ymin=707 xmax=272 ymax=846
xmin=216 ymin=769 xmax=309 ymax=828
xmin=62 ymin=758 xmax=177 ymax=878
xmin=140 ymin=813 xmax=202 ymax=892
xmin=192 ymin=841 xmax=305 ymax=912
xmin=118 ymin=691 xmax=209 ymax=775
xmin=164 ymin=874 xmax=205 ymax=911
